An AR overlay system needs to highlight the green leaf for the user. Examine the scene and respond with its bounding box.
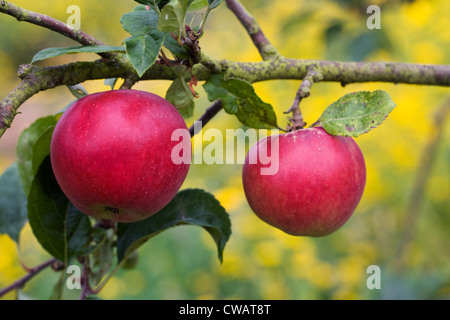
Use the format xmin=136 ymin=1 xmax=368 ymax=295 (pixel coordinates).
xmin=208 ymin=0 xmax=223 ymax=9
xmin=192 ymin=0 xmax=223 ymax=32
xmin=104 ymin=78 xmax=118 ymax=90
xmin=120 ymin=6 xmax=168 ymax=76
xmin=157 ymin=0 xmax=172 ymax=10
xmin=158 ymin=0 xmax=189 ymax=36
xmin=165 ymin=75 xmax=195 ymax=118
xmin=203 ymin=74 xmax=278 ymax=129
xmin=67 ymin=84 xmax=89 ymax=99
xmin=31 ymin=46 xmax=125 ymax=64
xmin=117 ymin=189 xmax=231 ymax=263
xmin=194 ymin=0 xmax=223 ymax=30
xmin=27 ymin=157 xmax=93 ymax=264
xmin=120 ymin=7 xmax=159 ymax=36
xmin=16 ymin=115 xmax=57 ymax=196
xmin=134 ymin=0 xmax=154 ymax=5
xmin=124 ymin=31 xmax=166 ymax=77
xmin=163 ymin=35 xmax=190 ymax=60
xmin=316 ymin=90 xmax=397 ymax=137
xmin=188 ymin=0 xmax=208 ymax=11
xmin=133 ymin=1 xmax=177 ymax=10
xmin=0 ymin=163 xmax=28 ymax=243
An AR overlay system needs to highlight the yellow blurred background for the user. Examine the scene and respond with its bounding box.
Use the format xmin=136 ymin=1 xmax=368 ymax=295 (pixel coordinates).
xmin=0 ymin=0 xmax=449 ymax=300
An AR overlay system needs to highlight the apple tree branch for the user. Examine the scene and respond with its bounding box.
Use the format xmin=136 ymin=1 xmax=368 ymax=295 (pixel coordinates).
xmin=225 ymin=0 xmax=280 ymax=60
xmin=0 ymin=1 xmax=450 ymax=139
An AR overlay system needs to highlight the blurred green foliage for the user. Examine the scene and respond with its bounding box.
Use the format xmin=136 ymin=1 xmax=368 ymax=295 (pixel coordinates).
xmin=0 ymin=0 xmax=449 ymax=300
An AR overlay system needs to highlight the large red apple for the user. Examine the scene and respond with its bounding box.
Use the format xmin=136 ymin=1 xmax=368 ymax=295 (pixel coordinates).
xmin=50 ymin=89 xmax=191 ymax=223
xmin=242 ymin=127 xmax=366 ymax=236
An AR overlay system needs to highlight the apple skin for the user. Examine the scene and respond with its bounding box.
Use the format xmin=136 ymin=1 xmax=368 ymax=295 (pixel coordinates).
xmin=242 ymin=127 xmax=366 ymax=237
xmin=50 ymin=89 xmax=191 ymax=223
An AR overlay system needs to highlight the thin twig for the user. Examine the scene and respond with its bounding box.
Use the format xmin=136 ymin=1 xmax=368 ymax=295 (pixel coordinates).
xmin=225 ymin=0 xmax=279 ymax=60
xmin=284 ymin=65 xmax=323 ymax=131
xmin=189 ymin=100 xmax=223 ymax=137
xmin=0 ymin=258 xmax=57 ymax=298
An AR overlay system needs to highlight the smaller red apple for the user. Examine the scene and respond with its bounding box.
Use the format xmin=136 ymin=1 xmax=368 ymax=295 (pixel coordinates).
xmin=242 ymin=127 xmax=366 ymax=236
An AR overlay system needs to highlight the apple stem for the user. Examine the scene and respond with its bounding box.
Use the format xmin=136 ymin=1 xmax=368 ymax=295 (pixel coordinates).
xmin=284 ymin=65 xmax=322 ymax=131
xmin=97 ymin=218 xmax=116 ymax=230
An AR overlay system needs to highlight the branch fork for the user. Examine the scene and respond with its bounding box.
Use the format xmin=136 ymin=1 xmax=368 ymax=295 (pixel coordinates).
xmin=285 ymin=65 xmax=323 ymax=131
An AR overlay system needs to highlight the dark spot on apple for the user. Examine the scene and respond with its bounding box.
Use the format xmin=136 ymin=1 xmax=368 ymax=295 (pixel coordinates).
xmin=105 ymin=206 xmax=120 ymax=215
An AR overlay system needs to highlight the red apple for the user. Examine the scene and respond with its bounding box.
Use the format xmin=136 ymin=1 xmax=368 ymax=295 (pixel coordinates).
xmin=50 ymin=89 xmax=191 ymax=223
xmin=242 ymin=127 xmax=366 ymax=236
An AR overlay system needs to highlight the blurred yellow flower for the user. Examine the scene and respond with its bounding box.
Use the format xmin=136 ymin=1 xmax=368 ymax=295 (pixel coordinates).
xmin=120 ymin=270 xmax=146 ymax=296
xmin=413 ymin=42 xmax=444 ymax=65
xmin=214 ymin=183 xmax=245 ymax=213
xmin=190 ymin=269 xmax=217 ymax=295
xmin=308 ymin=261 xmax=334 ymax=290
xmin=403 ymin=0 xmax=434 ymax=27
xmin=0 ymin=235 xmax=23 ymax=285
xmin=252 ymin=240 xmax=282 ymax=268
xmin=336 ymin=256 xmax=366 ymax=287
xmin=218 ymin=251 xmax=252 ymax=279
xmin=98 ymin=276 xmax=125 ymax=300
xmin=332 ymin=287 xmax=359 ymax=300
xmin=259 ymin=273 xmax=288 ymax=300
xmin=427 ymin=175 xmax=449 ymax=202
